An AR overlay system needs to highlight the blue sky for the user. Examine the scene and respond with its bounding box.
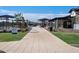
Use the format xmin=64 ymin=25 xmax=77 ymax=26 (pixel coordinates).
xmin=0 ymin=6 xmax=78 ymax=14
xmin=0 ymin=6 xmax=78 ymax=22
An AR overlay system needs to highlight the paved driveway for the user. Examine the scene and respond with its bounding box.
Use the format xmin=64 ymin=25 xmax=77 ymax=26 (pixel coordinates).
xmin=0 ymin=26 xmax=79 ymax=53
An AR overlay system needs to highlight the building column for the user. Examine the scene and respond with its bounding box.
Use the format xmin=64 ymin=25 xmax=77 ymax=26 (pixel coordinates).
xmin=73 ymin=16 xmax=79 ymax=30
xmin=55 ymin=20 xmax=58 ymax=31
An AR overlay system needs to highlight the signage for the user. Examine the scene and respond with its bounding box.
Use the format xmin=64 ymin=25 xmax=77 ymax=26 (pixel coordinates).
xmin=12 ymin=27 xmax=18 ymax=34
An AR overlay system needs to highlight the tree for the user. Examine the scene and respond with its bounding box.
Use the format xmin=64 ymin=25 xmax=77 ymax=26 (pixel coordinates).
xmin=14 ymin=13 xmax=27 ymax=31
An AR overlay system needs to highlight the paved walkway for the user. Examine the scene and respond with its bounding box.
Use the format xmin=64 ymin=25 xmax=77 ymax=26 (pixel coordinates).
xmin=0 ymin=26 xmax=79 ymax=53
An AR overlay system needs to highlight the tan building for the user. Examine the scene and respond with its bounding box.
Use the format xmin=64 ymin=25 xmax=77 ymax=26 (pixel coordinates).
xmin=48 ymin=8 xmax=79 ymax=32
xmin=69 ymin=8 xmax=79 ymax=30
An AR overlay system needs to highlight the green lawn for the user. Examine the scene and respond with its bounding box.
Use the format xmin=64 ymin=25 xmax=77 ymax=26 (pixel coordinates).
xmin=0 ymin=32 xmax=27 ymax=42
xmin=53 ymin=32 xmax=79 ymax=44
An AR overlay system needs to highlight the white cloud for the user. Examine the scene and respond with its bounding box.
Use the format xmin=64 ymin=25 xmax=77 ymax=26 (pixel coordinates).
xmin=23 ymin=13 xmax=69 ymax=22
xmin=0 ymin=9 xmax=18 ymax=15
xmin=0 ymin=9 xmax=70 ymax=22
xmin=23 ymin=13 xmax=54 ymax=22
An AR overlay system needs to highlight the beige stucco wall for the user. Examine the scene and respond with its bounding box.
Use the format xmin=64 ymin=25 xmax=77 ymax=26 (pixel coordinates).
xmin=73 ymin=15 xmax=79 ymax=30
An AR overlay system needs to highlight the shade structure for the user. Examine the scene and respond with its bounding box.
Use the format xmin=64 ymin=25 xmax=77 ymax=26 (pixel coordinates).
xmin=0 ymin=15 xmax=15 ymax=32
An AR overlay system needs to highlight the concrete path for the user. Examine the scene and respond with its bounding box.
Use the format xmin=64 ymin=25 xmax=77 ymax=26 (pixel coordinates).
xmin=0 ymin=26 xmax=79 ymax=53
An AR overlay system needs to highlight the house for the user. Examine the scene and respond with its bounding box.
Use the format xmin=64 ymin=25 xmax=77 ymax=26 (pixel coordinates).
xmin=48 ymin=15 xmax=72 ymax=31
xmin=48 ymin=8 xmax=79 ymax=32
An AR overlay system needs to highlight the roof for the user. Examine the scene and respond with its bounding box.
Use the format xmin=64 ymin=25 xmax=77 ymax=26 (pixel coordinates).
xmin=39 ymin=18 xmax=49 ymax=21
xmin=49 ymin=15 xmax=71 ymax=21
xmin=69 ymin=8 xmax=79 ymax=13
xmin=0 ymin=15 xmax=14 ymax=18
